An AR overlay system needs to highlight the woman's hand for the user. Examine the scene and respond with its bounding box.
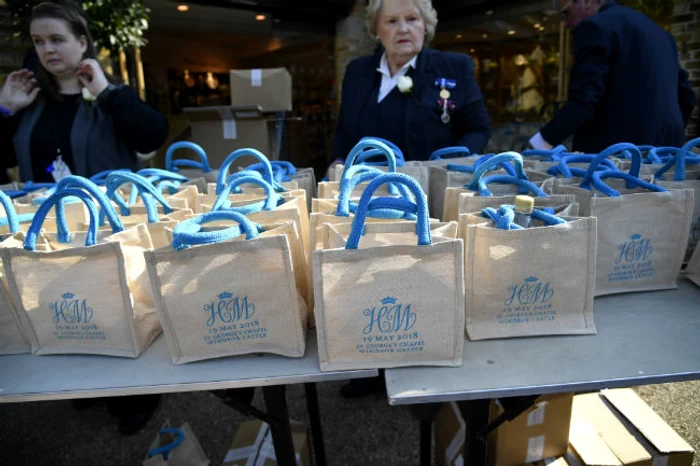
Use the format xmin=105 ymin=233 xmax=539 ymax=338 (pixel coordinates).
xmin=77 ymin=59 xmax=109 ymax=98
xmin=0 ymin=69 xmax=40 ymax=114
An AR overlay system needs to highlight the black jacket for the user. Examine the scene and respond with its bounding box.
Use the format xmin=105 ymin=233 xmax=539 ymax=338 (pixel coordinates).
xmin=541 ymin=1 xmax=697 ymax=152
xmin=332 ymin=47 xmax=491 ymax=161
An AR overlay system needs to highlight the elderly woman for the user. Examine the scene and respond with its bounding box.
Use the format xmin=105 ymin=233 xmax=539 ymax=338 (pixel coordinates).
xmin=331 ymin=0 xmax=491 ymax=163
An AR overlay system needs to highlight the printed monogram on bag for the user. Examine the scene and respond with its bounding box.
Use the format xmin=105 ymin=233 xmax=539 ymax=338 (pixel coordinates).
xmin=609 ymin=234 xmax=655 ymax=282
xmin=50 ymin=292 xmax=106 ymax=341
xmin=499 ymin=277 xmax=557 ymax=325
xmin=356 ymin=297 xmax=424 ymax=355
xmin=202 ymin=291 xmax=267 ymax=345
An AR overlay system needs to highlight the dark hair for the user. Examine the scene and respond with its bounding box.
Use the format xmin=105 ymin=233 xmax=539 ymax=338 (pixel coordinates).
xmin=28 ymin=1 xmax=98 ymax=100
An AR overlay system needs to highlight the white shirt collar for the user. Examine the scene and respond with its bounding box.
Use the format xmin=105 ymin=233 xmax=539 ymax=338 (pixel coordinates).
xmin=376 ymin=53 xmax=417 ymax=78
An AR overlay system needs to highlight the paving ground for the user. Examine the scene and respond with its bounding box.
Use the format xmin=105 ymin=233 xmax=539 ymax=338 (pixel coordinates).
xmin=0 ymin=379 xmax=698 ymax=465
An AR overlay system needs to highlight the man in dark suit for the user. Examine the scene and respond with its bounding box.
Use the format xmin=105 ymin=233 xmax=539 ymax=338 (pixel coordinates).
xmin=529 ymin=0 xmax=698 ymax=152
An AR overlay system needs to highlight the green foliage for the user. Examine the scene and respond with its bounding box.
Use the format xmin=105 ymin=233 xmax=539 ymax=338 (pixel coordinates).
xmin=4 ymin=0 xmax=150 ymax=52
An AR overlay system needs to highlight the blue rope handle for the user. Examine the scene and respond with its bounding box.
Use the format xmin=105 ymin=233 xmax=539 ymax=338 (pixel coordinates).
xmin=105 ymin=172 xmax=173 ymax=224
xmin=146 ymin=428 xmax=186 ymax=461
xmin=481 ymin=204 xmax=567 ymax=230
xmin=157 ymin=180 xmax=181 ymax=195
xmin=172 ymin=210 xmax=262 ymax=250
xmin=212 ymin=175 xmax=282 ymax=213
xmin=580 ymin=143 xmax=642 ymax=190
xmin=54 ymin=176 xmax=124 ymax=241
xmin=466 ymin=152 xmax=527 ymax=191
xmin=359 ymin=136 xmax=404 ymax=162
xmin=355 ymin=147 xmax=406 ymax=167
xmin=24 ymin=188 xmax=100 ymax=250
xmin=474 ymin=174 xmax=548 ymax=197
xmin=549 ymin=154 xmax=620 ymax=178
xmin=22 ymin=181 xmax=55 ymax=193
xmin=363 ymin=196 xmax=418 ymax=220
xmin=271 ymin=160 xmax=297 ymax=175
xmin=89 ymin=169 xmax=132 ymax=186
xmin=429 ymin=146 xmax=471 ymax=161
xmin=336 ymin=169 xmax=415 ymax=217
xmin=521 ymin=145 xmax=568 ymax=161
xmin=339 ymin=165 xmax=400 ymax=198
xmin=591 ymin=170 xmax=667 ymax=197
xmin=3 ymin=189 xmax=28 ymax=199
xmin=245 ymin=162 xmax=292 ymax=183
xmin=341 ymin=139 xmax=398 ymax=182
xmin=137 ymin=169 xmax=189 ymax=183
xmin=165 ymin=141 xmax=213 ymax=173
xmin=0 ymin=190 xmax=20 ymax=233
xmin=641 ymin=146 xmax=671 ymax=164
xmin=346 ymin=173 xmax=430 ymax=249
xmin=653 ymin=137 xmax=700 ymax=182
xmin=447 ymin=153 xmax=519 ymax=178
xmin=216 ymin=148 xmax=284 ymax=195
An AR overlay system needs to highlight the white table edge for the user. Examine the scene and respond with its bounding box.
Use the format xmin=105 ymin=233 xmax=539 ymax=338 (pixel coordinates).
xmin=0 ymin=368 xmax=379 ymax=403
xmin=386 ymin=370 xmax=700 ymax=406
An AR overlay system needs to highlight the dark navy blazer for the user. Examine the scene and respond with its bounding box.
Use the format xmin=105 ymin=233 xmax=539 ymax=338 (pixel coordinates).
xmin=541 ymin=1 xmax=698 ymax=152
xmin=331 ymin=47 xmax=491 ymax=161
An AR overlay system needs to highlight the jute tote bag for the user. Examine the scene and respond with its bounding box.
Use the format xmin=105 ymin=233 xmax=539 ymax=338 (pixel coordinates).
xmin=209 ymin=148 xmax=298 ymax=197
xmin=549 ymin=143 xmax=694 ymax=296
xmin=439 ymin=152 xmax=526 ymax=221
xmin=448 ymin=153 xmax=579 ymax=221
xmin=0 ymin=191 xmax=31 ymax=354
xmin=311 ymin=169 xmax=418 ymax=251
xmin=313 ymin=173 xmax=464 ymax=371
xmin=460 ymin=205 xmax=597 ymax=340
xmin=652 ymin=139 xmax=700 ymax=262
xmin=1 ymin=185 xmax=161 ymax=357
xmin=165 ymin=141 xmax=219 ymax=183
xmin=242 ymin=160 xmax=316 ymax=211
xmin=145 ymin=210 xmax=307 ymax=364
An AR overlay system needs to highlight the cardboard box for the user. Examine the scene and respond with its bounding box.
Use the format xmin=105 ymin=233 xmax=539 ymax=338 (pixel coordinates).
xmin=435 ymin=402 xmax=466 ymax=466
xmin=488 ymin=393 xmax=574 ymax=466
xmin=229 ymin=68 xmax=292 ymax=112
xmin=567 ymin=421 xmax=622 ymax=466
xmin=184 ymin=106 xmax=272 ymax=168
xmin=601 ymin=389 xmax=694 ymax=466
xmin=535 ymin=457 xmax=571 ymax=466
xmin=571 ymin=393 xmax=651 ymax=466
xmin=222 ymin=419 xmax=309 ymax=466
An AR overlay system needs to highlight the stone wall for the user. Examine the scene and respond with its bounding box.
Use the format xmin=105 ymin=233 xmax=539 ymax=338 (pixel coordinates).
xmin=673 ymin=0 xmax=700 ymax=140
xmin=334 ymin=0 xmax=376 ymax=108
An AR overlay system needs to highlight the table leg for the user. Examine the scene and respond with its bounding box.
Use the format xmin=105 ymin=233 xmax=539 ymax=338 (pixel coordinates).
xmin=420 ymin=419 xmax=432 ymax=466
xmin=460 ymin=399 xmax=490 ymax=466
xmin=304 ymin=383 xmax=327 ymax=466
xmin=262 ymin=385 xmax=297 ymax=466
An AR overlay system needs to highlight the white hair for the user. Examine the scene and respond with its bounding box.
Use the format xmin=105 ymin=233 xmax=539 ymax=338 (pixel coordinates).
xmin=366 ymin=0 xmax=438 ymax=43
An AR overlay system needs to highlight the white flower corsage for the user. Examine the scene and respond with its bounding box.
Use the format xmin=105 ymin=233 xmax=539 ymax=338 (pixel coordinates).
xmin=397 ymin=76 xmax=413 ymax=94
xmin=81 ymin=87 xmax=97 ymax=104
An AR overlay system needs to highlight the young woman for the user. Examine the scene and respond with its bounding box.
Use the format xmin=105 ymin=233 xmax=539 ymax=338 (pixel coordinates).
xmin=0 ymin=1 xmax=168 ymax=183
xmin=0 ymin=2 xmax=167 ymax=434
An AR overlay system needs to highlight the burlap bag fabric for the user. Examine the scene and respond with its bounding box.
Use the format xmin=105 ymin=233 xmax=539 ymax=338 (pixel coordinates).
xmin=238 ymin=160 xmax=315 ymax=211
xmin=442 ymin=152 xmax=544 ymax=222
xmin=651 ymin=139 xmax=700 ymax=262
xmin=460 ymin=207 xmax=597 ymax=340
xmin=317 ymin=164 xmax=397 ymax=200
xmin=0 ymin=191 xmax=31 ymax=354
xmin=146 ymin=210 xmax=307 ymax=365
xmin=639 ymin=140 xmax=700 ymax=180
xmin=548 ymin=144 xmax=694 ymax=296
xmin=164 ymin=141 xmax=220 ymax=183
xmin=1 ymin=185 xmax=161 ymax=357
xmin=313 ymin=173 xmax=464 ymax=371
xmin=210 ymin=176 xmax=311 ymax=309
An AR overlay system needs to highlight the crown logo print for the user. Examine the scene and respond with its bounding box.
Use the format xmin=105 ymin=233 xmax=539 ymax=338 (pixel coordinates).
xmin=61 ymin=292 xmax=75 ymax=299
xmin=218 ymin=291 xmax=234 ymax=300
xmin=630 ymin=234 xmax=642 ymax=240
xmin=524 ymin=277 xmax=539 ymax=283
xmin=381 ymin=297 xmax=397 ymax=305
